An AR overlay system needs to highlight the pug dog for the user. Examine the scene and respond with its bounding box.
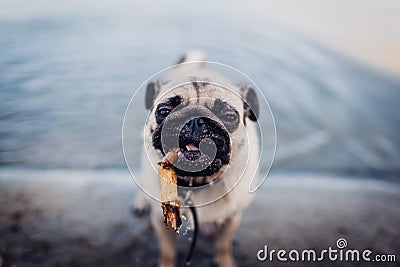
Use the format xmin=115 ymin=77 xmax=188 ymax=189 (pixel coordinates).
xmin=133 ymin=51 xmax=260 ymax=267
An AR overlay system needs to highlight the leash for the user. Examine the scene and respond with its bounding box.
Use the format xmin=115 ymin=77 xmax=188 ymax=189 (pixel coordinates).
xmin=181 ymin=191 xmax=198 ymax=266
xmin=186 ymin=205 xmax=198 ymax=266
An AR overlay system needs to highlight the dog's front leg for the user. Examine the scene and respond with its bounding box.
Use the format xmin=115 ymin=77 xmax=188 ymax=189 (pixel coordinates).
xmin=151 ymin=211 xmax=177 ymax=267
xmin=214 ymin=213 xmax=241 ymax=267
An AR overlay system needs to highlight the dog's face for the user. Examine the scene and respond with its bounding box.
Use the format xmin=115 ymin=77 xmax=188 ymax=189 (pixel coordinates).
xmin=145 ymin=80 xmax=258 ymax=187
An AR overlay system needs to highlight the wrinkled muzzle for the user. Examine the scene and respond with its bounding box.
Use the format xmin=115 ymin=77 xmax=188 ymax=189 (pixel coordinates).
xmin=157 ymin=105 xmax=231 ymax=186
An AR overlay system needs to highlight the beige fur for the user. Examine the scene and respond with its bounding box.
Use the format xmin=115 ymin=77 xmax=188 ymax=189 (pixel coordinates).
xmin=134 ymin=59 xmax=259 ymax=267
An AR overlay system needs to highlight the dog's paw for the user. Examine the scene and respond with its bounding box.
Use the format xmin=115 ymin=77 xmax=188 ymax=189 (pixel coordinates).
xmin=158 ymin=262 xmax=174 ymax=267
xmin=130 ymin=193 xmax=150 ymax=218
xmin=157 ymin=256 xmax=175 ymax=267
xmin=130 ymin=203 xmax=150 ymax=217
xmin=213 ymin=254 xmax=236 ymax=267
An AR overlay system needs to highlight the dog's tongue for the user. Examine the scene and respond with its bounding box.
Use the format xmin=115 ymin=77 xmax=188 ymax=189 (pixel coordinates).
xmin=186 ymin=144 xmax=199 ymax=151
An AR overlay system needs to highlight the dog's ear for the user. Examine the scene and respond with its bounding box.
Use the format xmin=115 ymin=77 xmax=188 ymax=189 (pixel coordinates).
xmin=240 ymin=85 xmax=259 ymax=121
xmin=145 ymin=80 xmax=161 ymax=110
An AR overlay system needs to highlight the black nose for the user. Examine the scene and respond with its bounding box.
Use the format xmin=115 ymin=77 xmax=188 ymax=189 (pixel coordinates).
xmin=184 ymin=117 xmax=206 ymax=137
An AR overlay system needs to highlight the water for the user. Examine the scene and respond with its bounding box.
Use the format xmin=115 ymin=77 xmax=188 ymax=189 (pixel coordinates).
xmin=1 ymin=1 xmax=399 ymax=175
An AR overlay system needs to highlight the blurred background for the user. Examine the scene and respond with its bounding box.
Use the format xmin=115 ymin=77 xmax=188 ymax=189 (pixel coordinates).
xmin=0 ymin=0 xmax=399 ymax=266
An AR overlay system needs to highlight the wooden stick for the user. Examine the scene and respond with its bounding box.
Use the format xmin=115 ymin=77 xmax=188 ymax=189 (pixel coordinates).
xmin=158 ymin=148 xmax=182 ymax=232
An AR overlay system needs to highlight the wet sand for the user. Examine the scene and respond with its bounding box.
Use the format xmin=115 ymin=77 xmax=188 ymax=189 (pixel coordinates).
xmin=0 ymin=169 xmax=399 ymax=267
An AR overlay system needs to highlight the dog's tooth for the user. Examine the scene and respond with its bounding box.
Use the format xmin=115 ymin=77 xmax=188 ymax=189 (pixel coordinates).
xmin=186 ymin=144 xmax=199 ymax=151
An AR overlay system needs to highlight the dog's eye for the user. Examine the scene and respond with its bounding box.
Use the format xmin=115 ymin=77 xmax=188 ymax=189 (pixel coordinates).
xmin=221 ymin=110 xmax=239 ymax=123
xmin=156 ymin=107 xmax=171 ymax=123
xmin=212 ymin=99 xmax=239 ymax=132
xmin=158 ymin=108 xmax=170 ymax=116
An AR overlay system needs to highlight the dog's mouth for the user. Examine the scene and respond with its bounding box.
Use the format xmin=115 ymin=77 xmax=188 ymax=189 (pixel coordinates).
xmin=180 ymin=143 xmax=201 ymax=160
xmin=174 ymin=132 xmax=229 ymax=186
xmin=153 ymin=117 xmax=231 ymax=187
